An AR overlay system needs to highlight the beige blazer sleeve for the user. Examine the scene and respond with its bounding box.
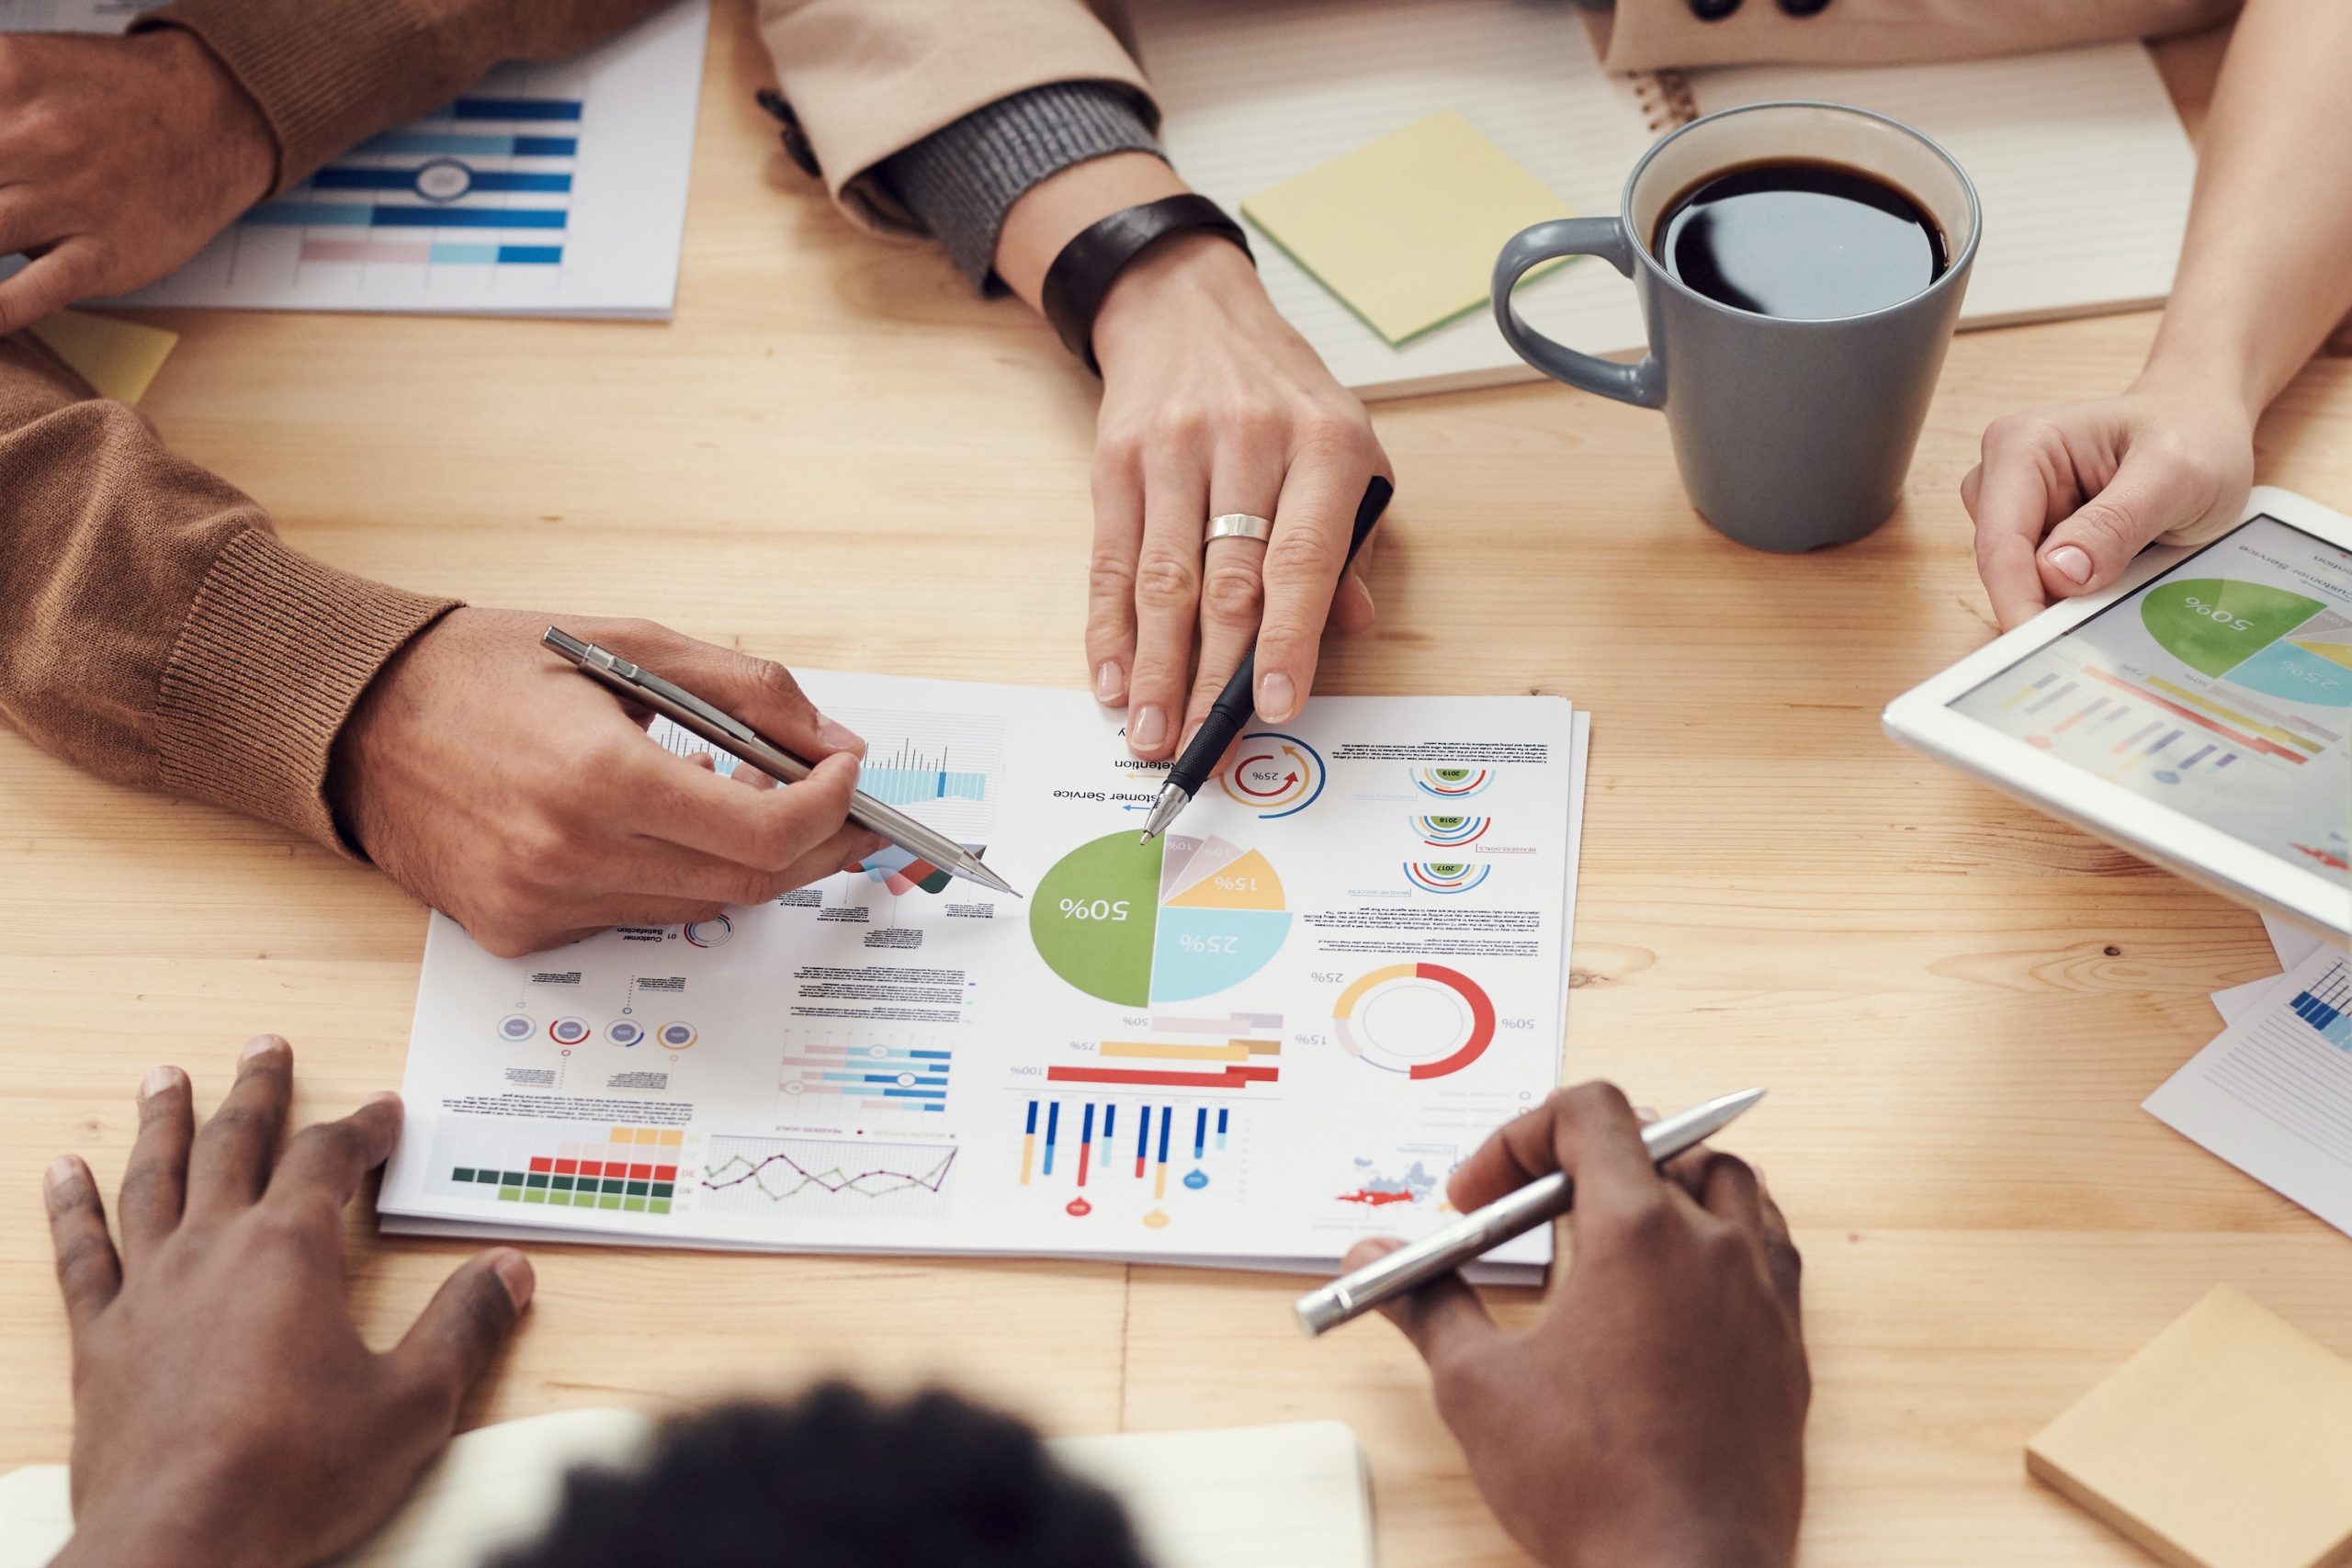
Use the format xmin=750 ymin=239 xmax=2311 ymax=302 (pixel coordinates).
xmin=1593 ymin=0 xmax=2240 ymax=73
xmin=753 ymin=0 xmax=1158 ymax=236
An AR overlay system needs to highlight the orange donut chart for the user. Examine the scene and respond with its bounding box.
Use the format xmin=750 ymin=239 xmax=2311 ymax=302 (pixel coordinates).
xmin=1332 ymin=963 xmax=1497 ymax=1080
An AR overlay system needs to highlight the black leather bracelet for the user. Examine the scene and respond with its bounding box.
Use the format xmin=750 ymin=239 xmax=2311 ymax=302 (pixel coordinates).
xmin=1039 ymin=195 xmax=1253 ymax=374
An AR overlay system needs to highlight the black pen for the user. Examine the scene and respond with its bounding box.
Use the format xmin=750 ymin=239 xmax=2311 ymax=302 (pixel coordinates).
xmin=1138 ymin=475 xmax=1393 ymax=843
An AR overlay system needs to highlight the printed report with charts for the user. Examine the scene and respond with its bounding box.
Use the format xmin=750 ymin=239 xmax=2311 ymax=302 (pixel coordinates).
xmin=379 ymin=672 xmax=1589 ymax=1279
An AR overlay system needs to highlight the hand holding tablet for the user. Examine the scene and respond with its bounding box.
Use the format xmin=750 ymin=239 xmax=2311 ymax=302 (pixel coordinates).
xmin=1886 ymin=486 xmax=2352 ymax=938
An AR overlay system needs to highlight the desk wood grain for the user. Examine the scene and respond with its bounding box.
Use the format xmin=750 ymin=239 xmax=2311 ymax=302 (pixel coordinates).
xmin=2 ymin=7 xmax=2345 ymax=1564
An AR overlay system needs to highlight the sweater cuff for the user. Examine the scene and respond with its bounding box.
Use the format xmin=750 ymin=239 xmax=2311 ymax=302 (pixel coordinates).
xmin=155 ymin=530 xmax=458 ymax=855
xmin=135 ymin=1 xmax=437 ymax=195
xmin=878 ymin=82 xmax=1164 ymax=292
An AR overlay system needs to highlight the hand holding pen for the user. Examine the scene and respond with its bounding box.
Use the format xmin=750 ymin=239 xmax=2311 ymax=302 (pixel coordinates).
xmin=1142 ymin=475 xmax=1394 ymax=841
xmin=1333 ymin=1083 xmax=1809 ymax=1568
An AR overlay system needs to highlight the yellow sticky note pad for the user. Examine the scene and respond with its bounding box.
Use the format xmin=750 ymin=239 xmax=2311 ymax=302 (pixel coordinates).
xmin=27 ymin=309 xmax=179 ymax=404
xmin=1242 ymin=110 xmax=1571 ymax=346
xmin=2027 ymin=1286 xmax=2352 ymax=1568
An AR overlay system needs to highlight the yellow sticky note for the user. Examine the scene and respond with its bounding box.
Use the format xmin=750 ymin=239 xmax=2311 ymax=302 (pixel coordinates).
xmin=27 ymin=309 xmax=179 ymax=403
xmin=2027 ymin=1286 xmax=2352 ymax=1568
xmin=1241 ymin=110 xmax=1572 ymax=346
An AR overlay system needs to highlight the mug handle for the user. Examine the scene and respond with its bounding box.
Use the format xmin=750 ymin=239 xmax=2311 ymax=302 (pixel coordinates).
xmin=1492 ymin=218 xmax=1665 ymax=410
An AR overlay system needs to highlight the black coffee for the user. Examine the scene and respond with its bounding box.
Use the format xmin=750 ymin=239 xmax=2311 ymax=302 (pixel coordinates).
xmin=1652 ymin=159 xmax=1948 ymax=321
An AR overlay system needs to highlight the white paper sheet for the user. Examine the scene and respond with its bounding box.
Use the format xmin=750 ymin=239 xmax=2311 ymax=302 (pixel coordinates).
xmin=1 ymin=1 xmax=707 ymax=319
xmin=2150 ymin=942 xmax=2352 ymax=1237
xmin=381 ymin=675 xmax=1587 ymax=1280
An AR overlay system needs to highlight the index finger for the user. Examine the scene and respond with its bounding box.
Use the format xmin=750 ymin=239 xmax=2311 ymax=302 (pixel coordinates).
xmin=1445 ymin=1081 xmax=1662 ymax=1219
xmin=1967 ymin=432 xmax=2064 ymax=631
xmin=1252 ymin=438 xmax=1380 ymax=724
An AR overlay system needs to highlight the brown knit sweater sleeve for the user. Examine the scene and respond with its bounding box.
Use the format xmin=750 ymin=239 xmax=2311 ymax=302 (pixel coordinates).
xmin=0 ymin=337 xmax=455 ymax=852
xmin=136 ymin=0 xmax=682 ymax=196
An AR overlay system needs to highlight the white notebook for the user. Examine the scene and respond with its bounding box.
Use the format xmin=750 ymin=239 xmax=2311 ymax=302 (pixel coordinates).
xmin=0 ymin=1409 xmax=1376 ymax=1568
xmin=1134 ymin=0 xmax=2196 ymax=400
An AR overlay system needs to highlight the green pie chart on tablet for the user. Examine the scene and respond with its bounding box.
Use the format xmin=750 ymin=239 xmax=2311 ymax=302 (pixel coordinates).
xmin=2143 ymin=579 xmax=2352 ymax=707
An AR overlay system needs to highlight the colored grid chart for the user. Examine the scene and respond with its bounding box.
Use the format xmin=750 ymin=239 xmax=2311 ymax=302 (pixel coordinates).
xmin=699 ymin=1134 xmax=956 ymax=1218
xmin=1030 ymin=831 xmax=1292 ymax=1007
xmin=429 ymin=1119 xmax=684 ymax=1214
xmin=780 ymin=1037 xmax=952 ymax=1113
xmin=1019 ymin=1098 xmax=1238 ymax=1214
xmin=105 ymin=3 xmax=707 ymax=315
xmin=1334 ymin=964 xmax=1498 ymax=1079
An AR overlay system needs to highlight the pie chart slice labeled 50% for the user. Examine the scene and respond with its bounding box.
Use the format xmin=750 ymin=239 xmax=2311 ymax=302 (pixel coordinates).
xmin=1030 ymin=831 xmax=1291 ymax=1007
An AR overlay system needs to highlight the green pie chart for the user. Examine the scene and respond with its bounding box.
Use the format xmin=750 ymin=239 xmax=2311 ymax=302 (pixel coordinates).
xmin=2143 ymin=579 xmax=2325 ymax=676
xmin=1029 ymin=831 xmax=1292 ymax=1007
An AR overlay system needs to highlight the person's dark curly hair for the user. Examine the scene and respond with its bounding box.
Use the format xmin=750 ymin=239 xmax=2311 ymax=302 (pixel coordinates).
xmin=492 ymin=1382 xmax=1156 ymax=1568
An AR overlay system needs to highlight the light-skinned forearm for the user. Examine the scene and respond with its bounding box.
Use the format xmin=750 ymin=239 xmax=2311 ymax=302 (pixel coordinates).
xmin=2141 ymin=0 xmax=2352 ymax=413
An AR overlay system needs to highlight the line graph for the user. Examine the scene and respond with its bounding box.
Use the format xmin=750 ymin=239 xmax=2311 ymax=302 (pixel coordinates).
xmin=699 ymin=1134 xmax=956 ymax=1219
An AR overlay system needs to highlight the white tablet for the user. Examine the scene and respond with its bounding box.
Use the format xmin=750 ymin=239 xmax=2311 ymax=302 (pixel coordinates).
xmin=1884 ymin=485 xmax=2352 ymax=938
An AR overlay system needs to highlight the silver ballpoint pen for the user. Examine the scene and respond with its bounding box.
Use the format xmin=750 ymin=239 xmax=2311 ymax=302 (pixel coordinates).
xmin=543 ymin=627 xmax=1020 ymax=898
xmin=1294 ymin=1087 xmax=1766 ymax=1336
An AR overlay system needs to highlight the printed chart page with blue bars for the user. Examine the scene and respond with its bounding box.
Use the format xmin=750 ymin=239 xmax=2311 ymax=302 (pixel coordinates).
xmin=0 ymin=0 xmax=707 ymax=317
xmin=379 ymin=672 xmax=1590 ymax=1280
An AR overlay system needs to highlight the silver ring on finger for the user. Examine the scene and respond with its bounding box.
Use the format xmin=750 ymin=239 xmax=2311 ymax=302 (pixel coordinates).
xmin=1204 ymin=513 xmax=1273 ymax=545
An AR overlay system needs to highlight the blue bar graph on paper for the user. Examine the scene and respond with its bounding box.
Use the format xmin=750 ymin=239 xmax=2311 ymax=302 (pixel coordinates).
xmin=246 ymin=204 xmax=567 ymax=230
xmin=1216 ymin=1108 xmax=1228 ymax=1151
xmin=1193 ymin=1107 xmax=1206 ymax=1160
xmin=1102 ymin=1104 xmax=1116 ymax=1141
xmin=1135 ymin=1106 xmax=1150 ymax=1169
xmin=311 ymin=168 xmax=573 ymax=194
xmin=2292 ymin=988 xmax=2351 ymax=1047
xmin=453 ymin=97 xmax=584 ymax=120
xmin=1043 ymin=1101 xmax=1060 ymax=1175
xmin=356 ymin=131 xmax=579 ymax=157
xmin=1157 ymin=1105 xmax=1173 ymax=1167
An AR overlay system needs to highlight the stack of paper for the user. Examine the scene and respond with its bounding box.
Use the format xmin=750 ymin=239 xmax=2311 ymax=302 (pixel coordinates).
xmin=2150 ymin=931 xmax=2352 ymax=1236
xmin=380 ymin=673 xmax=1591 ymax=1283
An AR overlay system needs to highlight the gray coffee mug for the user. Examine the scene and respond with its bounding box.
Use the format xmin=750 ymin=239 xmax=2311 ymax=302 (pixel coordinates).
xmin=1493 ymin=101 xmax=1981 ymax=552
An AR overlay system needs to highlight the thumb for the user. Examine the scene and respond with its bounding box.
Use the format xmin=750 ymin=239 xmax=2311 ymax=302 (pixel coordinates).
xmin=1341 ymin=1237 xmax=1499 ymax=1371
xmin=2036 ymin=448 xmax=2208 ymax=603
xmin=390 ymin=1248 xmax=534 ymax=1411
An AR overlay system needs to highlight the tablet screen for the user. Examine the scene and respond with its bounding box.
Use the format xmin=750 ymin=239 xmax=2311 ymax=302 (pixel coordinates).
xmin=1950 ymin=514 xmax=2352 ymax=886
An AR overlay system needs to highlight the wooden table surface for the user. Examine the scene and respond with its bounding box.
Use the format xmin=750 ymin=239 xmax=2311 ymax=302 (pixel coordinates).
xmin=3 ymin=8 xmax=2345 ymax=1564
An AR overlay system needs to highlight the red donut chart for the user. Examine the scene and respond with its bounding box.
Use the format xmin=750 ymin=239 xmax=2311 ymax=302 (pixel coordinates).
xmin=1332 ymin=963 xmax=1498 ymax=1080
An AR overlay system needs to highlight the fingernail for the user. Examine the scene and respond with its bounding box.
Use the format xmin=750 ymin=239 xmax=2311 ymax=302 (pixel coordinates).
xmin=491 ymin=1249 xmax=536 ymax=1311
xmin=44 ymin=1155 xmax=78 ymax=1196
xmin=139 ymin=1065 xmax=182 ymax=1100
xmin=240 ymin=1033 xmax=288 ymax=1064
xmin=1094 ymin=661 xmax=1125 ymax=704
xmin=1131 ymin=705 xmax=1168 ymax=750
xmin=367 ymin=1090 xmax=401 ymax=1109
xmin=816 ymin=716 xmax=865 ymax=755
xmin=2045 ymin=544 xmax=2092 ymax=585
xmin=1257 ymin=671 xmax=1296 ymax=722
